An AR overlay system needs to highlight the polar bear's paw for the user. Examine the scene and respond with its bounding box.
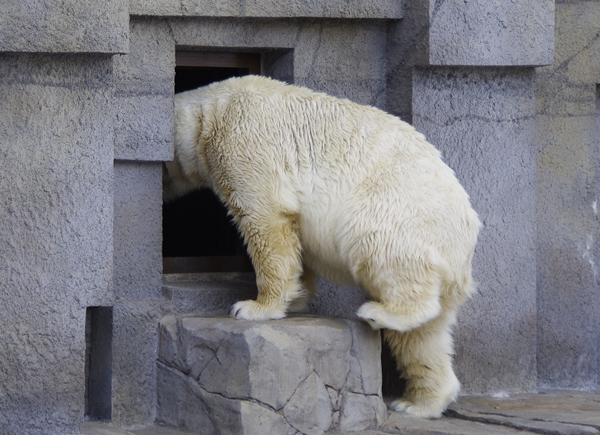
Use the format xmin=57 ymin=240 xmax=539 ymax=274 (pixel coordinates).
xmin=230 ymin=300 xmax=287 ymax=321
xmin=389 ymin=399 xmax=444 ymax=419
xmin=389 ymin=399 xmax=410 ymax=412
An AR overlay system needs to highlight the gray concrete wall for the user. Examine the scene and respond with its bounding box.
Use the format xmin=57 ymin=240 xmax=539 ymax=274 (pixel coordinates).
xmin=412 ymin=67 xmax=538 ymax=394
xmin=536 ymin=0 xmax=600 ymax=390
xmin=113 ymin=19 xmax=174 ymax=162
xmin=110 ymin=16 xmax=176 ymax=426
xmin=0 ymin=54 xmax=114 ymax=435
xmin=0 ymin=0 xmax=128 ymax=53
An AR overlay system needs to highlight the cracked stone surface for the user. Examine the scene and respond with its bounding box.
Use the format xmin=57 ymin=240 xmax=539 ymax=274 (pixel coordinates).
xmin=378 ymin=390 xmax=600 ymax=435
xmin=84 ymin=390 xmax=600 ymax=435
xmin=445 ymin=391 xmax=600 ymax=434
xmin=156 ymin=315 xmax=387 ymax=434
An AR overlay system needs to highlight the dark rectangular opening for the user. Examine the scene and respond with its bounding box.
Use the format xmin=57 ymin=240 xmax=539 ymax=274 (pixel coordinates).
xmin=85 ymin=306 xmax=113 ymax=421
xmin=163 ymin=51 xmax=261 ymax=274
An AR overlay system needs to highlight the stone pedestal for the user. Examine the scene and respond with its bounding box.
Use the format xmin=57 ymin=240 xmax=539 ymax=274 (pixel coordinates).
xmin=157 ymin=315 xmax=387 ymax=434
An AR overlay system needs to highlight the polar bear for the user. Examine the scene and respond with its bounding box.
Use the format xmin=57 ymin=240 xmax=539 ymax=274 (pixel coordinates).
xmin=163 ymin=75 xmax=481 ymax=419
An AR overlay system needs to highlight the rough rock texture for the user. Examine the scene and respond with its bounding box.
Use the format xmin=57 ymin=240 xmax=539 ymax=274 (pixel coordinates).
xmin=412 ymin=67 xmax=538 ymax=394
xmin=156 ymin=316 xmax=387 ymax=434
xmin=0 ymin=54 xmax=114 ymax=435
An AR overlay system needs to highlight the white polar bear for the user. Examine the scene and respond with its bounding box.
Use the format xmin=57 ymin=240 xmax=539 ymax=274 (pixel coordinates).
xmin=163 ymin=75 xmax=481 ymax=419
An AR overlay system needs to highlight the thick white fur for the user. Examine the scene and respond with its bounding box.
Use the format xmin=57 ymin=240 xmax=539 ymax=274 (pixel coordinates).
xmin=164 ymin=76 xmax=481 ymax=418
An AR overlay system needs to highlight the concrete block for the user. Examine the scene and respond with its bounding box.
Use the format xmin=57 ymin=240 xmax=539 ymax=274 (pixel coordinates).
xmin=412 ymin=67 xmax=537 ymax=394
xmin=130 ymin=0 xmax=402 ymax=19
xmin=111 ymin=299 xmax=165 ymax=427
xmin=0 ymin=0 xmax=128 ymax=53
xmin=113 ymin=161 xmax=163 ymax=300
xmin=157 ymin=315 xmax=386 ymax=434
xmin=113 ymin=18 xmax=174 ymax=161
xmin=0 ymin=54 xmax=114 ymax=434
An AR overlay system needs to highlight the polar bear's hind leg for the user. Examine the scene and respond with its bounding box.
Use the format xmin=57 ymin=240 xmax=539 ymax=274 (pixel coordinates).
xmin=384 ymin=312 xmax=460 ymax=419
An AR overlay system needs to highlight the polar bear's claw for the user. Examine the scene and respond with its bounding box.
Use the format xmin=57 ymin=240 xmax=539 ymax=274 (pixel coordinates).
xmin=230 ymin=300 xmax=287 ymax=321
xmin=390 ymin=398 xmax=445 ymax=419
xmin=356 ymin=302 xmax=388 ymax=330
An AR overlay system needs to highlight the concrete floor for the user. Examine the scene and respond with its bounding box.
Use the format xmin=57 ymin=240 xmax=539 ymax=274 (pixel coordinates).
xmin=84 ymin=390 xmax=600 ymax=435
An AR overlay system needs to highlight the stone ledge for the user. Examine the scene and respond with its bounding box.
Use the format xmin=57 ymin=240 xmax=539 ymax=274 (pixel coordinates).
xmin=129 ymin=0 xmax=403 ymax=19
xmin=161 ymin=273 xmax=258 ymax=315
xmin=156 ymin=315 xmax=387 ymax=434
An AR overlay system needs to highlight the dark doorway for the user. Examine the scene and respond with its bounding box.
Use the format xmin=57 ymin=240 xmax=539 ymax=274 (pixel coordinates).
xmin=85 ymin=306 xmax=113 ymax=421
xmin=163 ymin=51 xmax=260 ymax=274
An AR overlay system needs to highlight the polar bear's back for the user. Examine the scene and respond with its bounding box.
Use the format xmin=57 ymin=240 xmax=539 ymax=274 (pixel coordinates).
xmin=194 ymin=75 xmax=443 ymax=186
xmin=177 ymin=76 xmax=480 ymax=291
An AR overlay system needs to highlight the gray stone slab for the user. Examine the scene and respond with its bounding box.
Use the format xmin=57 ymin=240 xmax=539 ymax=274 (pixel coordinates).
xmin=85 ymin=392 xmax=600 ymax=435
xmin=130 ymin=0 xmax=403 ymax=18
xmin=380 ymin=412 xmax=536 ymax=435
xmin=84 ymin=421 xmax=191 ymax=435
xmin=0 ymin=0 xmax=128 ymax=53
xmin=448 ymin=391 xmax=600 ymax=432
xmin=157 ymin=315 xmax=386 ymax=433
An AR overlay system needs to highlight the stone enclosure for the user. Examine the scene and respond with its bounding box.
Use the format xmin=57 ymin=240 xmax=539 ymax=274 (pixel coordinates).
xmin=0 ymin=1 xmax=599 ymax=434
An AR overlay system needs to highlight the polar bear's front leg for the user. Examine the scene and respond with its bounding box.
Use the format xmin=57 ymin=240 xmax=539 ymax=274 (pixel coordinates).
xmin=230 ymin=211 xmax=303 ymax=321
